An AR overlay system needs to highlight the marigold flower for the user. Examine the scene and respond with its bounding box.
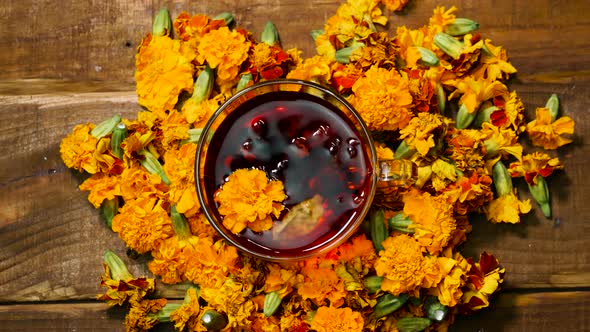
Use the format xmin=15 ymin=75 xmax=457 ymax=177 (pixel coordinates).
xmin=200 ymin=279 xmax=257 ymax=329
xmin=163 ymin=143 xmax=200 ymax=217
xmin=148 ymin=234 xmax=201 ymax=284
xmin=445 ymin=128 xmax=487 ymax=173
xmin=350 ymin=32 xmax=398 ymax=70
xmin=197 ymin=26 xmax=251 ymax=82
xmin=443 ymin=172 xmax=494 ymax=215
xmin=488 ymin=91 xmax=527 ymax=133
xmin=286 ymin=55 xmax=333 ymax=83
xmin=157 ymin=110 xmax=190 ymax=151
xmin=509 ymin=152 xmax=563 ymax=185
xmin=526 ymin=107 xmax=575 ymax=150
xmin=184 ymin=238 xmax=239 ymax=289
xmin=60 ymin=123 xmax=100 ymax=174
xmin=297 ymin=264 xmax=347 ymax=307
xmin=125 ymin=298 xmax=168 ymax=332
xmin=173 ymin=12 xmax=225 ymax=42
xmin=375 ymin=142 xmax=394 ymax=160
xmin=119 ymin=165 xmax=167 ymax=201
xmin=448 ymin=76 xmax=508 ymax=114
xmin=111 ymin=197 xmax=174 ymax=254
xmin=170 ymin=288 xmax=203 ymax=331
xmin=186 ymin=212 xmax=218 ymax=239
xmin=403 ymin=190 xmax=456 ymax=255
xmin=380 ymin=0 xmax=409 ymax=11
xmin=249 ymin=42 xmax=291 ymax=80
xmin=349 ymin=65 xmax=413 ymax=131
xmin=135 ymin=35 xmax=195 ymax=114
xmin=481 ymin=123 xmax=523 ymax=161
xmin=79 ymin=173 xmax=120 ymax=208
xmin=399 ymin=113 xmax=446 ymax=156
xmin=250 ymin=312 xmax=281 ymax=332
xmin=182 ymin=93 xmax=226 ymax=127
xmin=333 ymin=233 xmax=377 ymax=263
xmin=429 ymin=6 xmax=458 ymax=33
xmin=485 ymin=191 xmax=532 ymax=224
xmin=310 ymin=306 xmax=364 ymax=332
xmin=471 ymin=39 xmax=517 ymax=81
xmin=432 ymin=252 xmax=471 ymax=307
xmin=395 ymin=27 xmax=427 ymax=68
xmin=460 ymin=252 xmax=505 ymax=312
xmin=215 ymin=169 xmax=286 ymax=234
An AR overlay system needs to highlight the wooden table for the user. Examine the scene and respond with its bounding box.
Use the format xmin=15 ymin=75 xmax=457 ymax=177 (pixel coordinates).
xmin=0 ymin=0 xmax=589 ymax=331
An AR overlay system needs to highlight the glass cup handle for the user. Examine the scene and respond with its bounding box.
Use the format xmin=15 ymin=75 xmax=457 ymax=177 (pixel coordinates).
xmin=374 ymin=159 xmax=417 ymax=210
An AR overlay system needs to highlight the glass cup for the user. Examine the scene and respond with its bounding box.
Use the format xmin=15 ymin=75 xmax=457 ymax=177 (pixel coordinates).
xmin=195 ymin=79 xmax=416 ymax=261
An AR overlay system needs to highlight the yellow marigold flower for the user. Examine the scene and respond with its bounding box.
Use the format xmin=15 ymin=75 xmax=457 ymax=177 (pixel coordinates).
xmin=215 ymin=169 xmax=286 ymax=234
xmin=403 ymin=190 xmax=456 ymax=255
xmin=509 ymin=152 xmax=563 ymax=185
xmin=448 ymin=76 xmax=508 ymax=114
xmin=461 ymin=252 xmax=505 ymax=311
xmin=182 ymin=94 xmax=225 ymax=127
xmin=433 ymin=252 xmax=471 ymax=307
xmin=60 ymin=123 xmax=99 ymax=174
xmin=349 ymin=65 xmax=413 ymax=131
xmin=297 ymin=264 xmax=347 ymax=307
xmin=286 ymin=55 xmax=333 ymax=84
xmin=323 ymin=0 xmax=386 ymax=44
xmin=380 ymin=0 xmax=409 ymax=12
xmin=489 ymin=91 xmax=527 ymax=134
xmin=471 ymin=39 xmax=517 ymax=81
xmin=443 ymin=173 xmax=494 ymax=215
xmin=526 ymin=107 xmax=575 ymax=150
xmin=315 ymin=34 xmax=336 ymax=61
xmin=97 ymin=262 xmax=156 ymax=307
xmin=187 ymin=212 xmax=218 ymax=238
xmin=399 ymin=113 xmax=445 ymax=156
xmin=184 ymin=238 xmax=239 ymax=289
xmin=158 ymin=110 xmax=190 ymax=150
xmin=119 ymin=165 xmax=167 ymax=201
xmin=429 ymin=6 xmax=458 ymax=33
xmin=375 ymin=234 xmax=434 ymax=296
xmin=197 ymin=26 xmax=250 ymax=82
xmin=481 ymin=122 xmax=523 ymax=161
xmin=310 ymin=306 xmax=364 ymax=332
xmin=375 ymin=142 xmax=394 ymax=160
xmin=135 ymin=35 xmax=195 ymax=114
xmin=125 ymin=298 xmax=167 ymax=332
xmin=200 ymin=279 xmax=257 ymax=329
xmin=163 ymin=143 xmax=200 ymax=217
xmin=170 ymin=288 xmax=203 ymax=331
xmin=93 ymin=137 xmax=120 ymax=174
xmin=485 ymin=191 xmax=532 ymax=224
xmin=148 ymin=235 xmax=202 ymax=284
xmin=79 ymin=173 xmax=120 ymax=208
xmin=395 ymin=26 xmax=428 ymax=68
xmin=111 ymin=197 xmax=174 ymax=254
xmin=445 ymin=128 xmax=487 ymax=173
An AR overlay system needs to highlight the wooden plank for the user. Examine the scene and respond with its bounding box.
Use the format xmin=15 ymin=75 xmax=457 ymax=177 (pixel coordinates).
xmin=0 ymin=291 xmax=587 ymax=331
xmin=0 ymin=0 xmax=589 ymax=82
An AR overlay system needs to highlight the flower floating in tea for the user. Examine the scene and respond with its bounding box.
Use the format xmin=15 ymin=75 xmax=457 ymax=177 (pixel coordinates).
xmin=59 ymin=0 xmax=577 ymax=331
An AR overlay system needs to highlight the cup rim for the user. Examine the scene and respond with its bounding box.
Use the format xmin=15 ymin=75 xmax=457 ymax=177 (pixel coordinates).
xmin=195 ymin=79 xmax=378 ymax=261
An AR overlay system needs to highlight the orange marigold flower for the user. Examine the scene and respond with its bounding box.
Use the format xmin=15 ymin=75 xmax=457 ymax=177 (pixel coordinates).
xmin=350 ymin=32 xmax=398 ymax=70
xmin=489 ymin=91 xmax=527 ymax=134
xmin=215 ymin=169 xmax=286 ymax=234
xmin=349 ymin=65 xmax=413 ymax=131
xmin=125 ymin=298 xmax=167 ymax=332
xmin=184 ymin=238 xmax=239 ymax=289
xmin=250 ymin=312 xmax=281 ymax=332
xmin=297 ymin=263 xmax=347 ymax=307
xmin=97 ymin=263 xmax=156 ymax=307
xmin=443 ymin=172 xmax=494 ymax=215
xmin=187 ymin=212 xmax=218 ymax=239
xmin=331 ymin=63 xmax=363 ymax=93
xmin=119 ymin=165 xmax=168 ymax=201
xmin=399 ymin=113 xmax=446 ymax=156
xmin=445 ymin=128 xmax=487 ymax=173
xmin=79 ymin=173 xmax=120 ymax=208
xmin=375 ymin=142 xmax=394 ymax=160
xmin=170 ymin=288 xmax=202 ymax=331
xmin=173 ymin=12 xmax=225 ymax=42
xmin=310 ymin=306 xmax=364 ymax=332
xmin=264 ymin=263 xmax=301 ymax=298
xmin=286 ymin=55 xmax=333 ymax=84
xmin=135 ymin=35 xmax=195 ymax=114
xmin=395 ymin=26 xmax=428 ymax=68
xmin=403 ymin=190 xmax=456 ymax=255
xmin=163 ymin=143 xmax=200 ymax=217
xmin=60 ymin=123 xmax=99 ymax=174
xmin=148 ymin=234 xmax=204 ymax=284
xmin=509 ymin=152 xmax=563 ymax=185
xmin=200 ymin=279 xmax=257 ymax=329
xmin=249 ymin=43 xmax=292 ymax=81
xmin=380 ymin=0 xmax=409 ymax=11
xmin=433 ymin=252 xmax=471 ymax=307
xmin=332 ymin=233 xmax=377 ymax=265
xmin=448 ymin=76 xmax=508 ymax=114
xmin=526 ymin=107 xmax=575 ymax=150
xmin=460 ymin=252 xmax=505 ymax=312
xmin=197 ymin=26 xmax=251 ymax=82
xmin=111 ymin=197 xmax=174 ymax=254
xmin=158 ymin=110 xmax=190 ymax=150
xmin=485 ymin=191 xmax=532 ymax=224
xmin=181 ymin=93 xmax=225 ymax=127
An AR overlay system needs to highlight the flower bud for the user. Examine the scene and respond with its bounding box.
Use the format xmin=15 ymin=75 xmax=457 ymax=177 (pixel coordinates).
xmin=213 ymin=12 xmax=236 ymax=29
xmin=388 ymin=213 xmax=414 ymax=234
xmin=91 ymin=114 xmax=121 ymax=139
xmin=335 ymin=41 xmax=364 ymax=64
xmin=396 ymin=317 xmax=432 ymax=332
xmin=237 ymin=73 xmax=254 ymax=92
xmin=171 ymin=205 xmax=191 ymax=239
xmin=374 ymin=293 xmax=409 ymax=319
xmin=201 ymin=310 xmax=228 ymax=331
xmin=492 ymin=160 xmax=513 ymax=197
xmin=425 ymin=296 xmax=448 ymax=322
xmin=436 ymin=83 xmax=446 ymax=114
xmin=474 ymin=105 xmax=499 ymax=127
xmin=263 ymin=291 xmax=282 ymax=317
xmin=139 ymin=149 xmax=171 ymax=185
xmin=111 ymin=122 xmax=128 ymax=159
xmin=528 ymin=177 xmax=551 ymax=218
xmin=101 ymin=198 xmax=119 ymax=229
xmin=370 ymin=209 xmax=387 ymax=252
xmin=152 ymin=8 xmax=172 ymax=37
xmin=456 ymin=104 xmax=476 ymax=129
xmin=363 ymin=276 xmax=384 ymax=294
xmin=394 ymin=141 xmax=416 ymax=160
xmin=545 ymin=93 xmax=559 ymax=121
xmin=416 ymin=47 xmax=439 ymax=66
xmin=261 ymin=21 xmax=280 ymax=46
xmin=444 ymin=18 xmax=480 ymax=36
xmin=310 ymin=29 xmax=324 ymax=41
xmin=181 ymin=128 xmax=203 ymax=145
xmin=103 ymin=250 xmax=133 ymax=281
xmin=433 ymin=32 xmax=464 ymax=60
xmin=192 ymin=65 xmax=214 ymax=104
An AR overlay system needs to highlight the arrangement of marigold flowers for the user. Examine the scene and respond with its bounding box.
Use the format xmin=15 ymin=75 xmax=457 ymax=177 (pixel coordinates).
xmin=59 ymin=1 xmax=576 ymax=331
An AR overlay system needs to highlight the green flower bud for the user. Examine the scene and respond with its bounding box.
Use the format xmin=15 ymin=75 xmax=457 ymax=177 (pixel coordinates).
xmin=335 ymin=41 xmax=364 ymax=64
xmin=202 ymin=310 xmax=228 ymax=331
xmin=263 ymin=291 xmax=282 ymax=317
xmin=363 ymin=276 xmax=384 ymax=294
xmin=433 ymin=32 xmax=464 ymax=60
xmin=181 ymin=128 xmax=203 ymax=145
xmin=529 ymin=177 xmax=551 ymax=218
xmin=310 ymin=29 xmax=324 ymax=41
xmin=103 ymin=250 xmax=133 ymax=281
xmin=261 ymin=21 xmax=280 ymax=46
xmin=171 ymin=205 xmax=192 ymax=239
xmin=444 ymin=18 xmax=480 ymax=36
xmin=388 ymin=213 xmax=414 ymax=234
xmin=237 ymin=73 xmax=254 ymax=92
xmin=545 ymin=93 xmax=559 ymax=122
xmin=416 ymin=47 xmax=439 ymax=66
xmin=394 ymin=141 xmax=416 ymax=160
xmin=474 ymin=105 xmax=499 ymax=127
xmin=436 ymin=83 xmax=446 ymax=114
xmin=91 ymin=114 xmax=121 ymax=139
xmin=375 ymin=293 xmax=409 ymax=319
xmin=370 ymin=209 xmax=387 ymax=252
xmin=424 ymin=296 xmax=448 ymax=322
xmin=139 ymin=149 xmax=171 ymax=185
xmin=396 ymin=317 xmax=432 ymax=332
xmin=101 ymin=198 xmax=119 ymax=229
xmin=492 ymin=161 xmax=513 ymax=197
xmin=213 ymin=12 xmax=235 ymax=29
xmin=192 ymin=65 xmax=214 ymax=104
xmin=456 ymin=104 xmax=476 ymax=129
xmin=152 ymin=8 xmax=172 ymax=37
xmin=110 ymin=122 xmax=128 ymax=159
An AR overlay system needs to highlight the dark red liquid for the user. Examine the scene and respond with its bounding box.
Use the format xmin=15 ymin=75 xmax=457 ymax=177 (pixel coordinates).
xmin=203 ymin=90 xmax=372 ymax=257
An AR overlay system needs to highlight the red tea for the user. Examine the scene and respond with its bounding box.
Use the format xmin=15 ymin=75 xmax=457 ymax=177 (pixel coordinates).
xmin=203 ymin=90 xmax=373 ymax=257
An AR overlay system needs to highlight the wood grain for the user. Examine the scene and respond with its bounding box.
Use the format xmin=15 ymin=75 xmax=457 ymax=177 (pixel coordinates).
xmin=0 ymin=291 xmax=587 ymax=331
